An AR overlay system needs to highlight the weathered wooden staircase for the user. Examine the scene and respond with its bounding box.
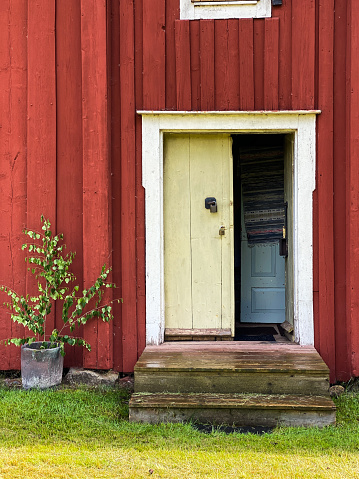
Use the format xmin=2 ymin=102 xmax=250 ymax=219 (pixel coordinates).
xmin=129 ymin=342 xmax=336 ymax=427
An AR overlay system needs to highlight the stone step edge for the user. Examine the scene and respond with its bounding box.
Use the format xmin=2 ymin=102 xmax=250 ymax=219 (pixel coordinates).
xmin=130 ymin=393 xmax=336 ymax=411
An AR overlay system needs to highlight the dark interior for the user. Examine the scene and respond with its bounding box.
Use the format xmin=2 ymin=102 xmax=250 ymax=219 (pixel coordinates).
xmin=232 ymin=134 xmax=286 ymax=339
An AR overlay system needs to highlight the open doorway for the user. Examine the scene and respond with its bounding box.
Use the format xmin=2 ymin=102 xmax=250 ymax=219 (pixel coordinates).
xmin=232 ymin=134 xmax=294 ymax=342
xmin=140 ymin=110 xmax=317 ymax=346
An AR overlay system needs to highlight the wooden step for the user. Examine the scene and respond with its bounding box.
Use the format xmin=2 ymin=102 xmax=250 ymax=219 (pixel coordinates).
xmin=129 ymin=393 xmax=336 ymax=427
xmin=134 ymin=344 xmax=330 ymax=395
xmin=165 ymin=328 xmax=233 ymax=341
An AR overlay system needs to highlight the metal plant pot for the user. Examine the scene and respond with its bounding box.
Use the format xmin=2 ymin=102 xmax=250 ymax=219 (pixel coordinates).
xmin=21 ymin=342 xmax=64 ymax=389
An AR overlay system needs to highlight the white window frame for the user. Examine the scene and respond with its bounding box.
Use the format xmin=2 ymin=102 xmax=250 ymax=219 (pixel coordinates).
xmin=180 ymin=0 xmax=272 ymax=20
xmin=138 ymin=110 xmax=320 ymax=346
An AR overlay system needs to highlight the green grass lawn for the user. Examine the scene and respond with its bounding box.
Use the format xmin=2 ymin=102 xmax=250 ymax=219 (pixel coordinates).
xmin=0 ymin=386 xmax=358 ymax=478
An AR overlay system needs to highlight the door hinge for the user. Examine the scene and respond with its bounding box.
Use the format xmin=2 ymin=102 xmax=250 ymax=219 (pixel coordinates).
xmin=272 ymin=0 xmax=282 ymax=5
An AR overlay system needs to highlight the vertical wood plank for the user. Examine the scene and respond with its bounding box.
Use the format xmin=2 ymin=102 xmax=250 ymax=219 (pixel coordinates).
xmin=347 ymin=0 xmax=359 ymax=377
xmin=273 ymin=0 xmax=292 ymax=110
xmin=135 ymin=0 xmax=146 ymax=357
xmin=239 ymin=19 xmax=254 ymax=111
xmin=81 ymin=0 xmax=112 ymax=369
xmin=200 ymin=20 xmax=215 ymax=110
xmin=165 ymin=0 xmax=179 ymax=109
xmin=215 ymin=20 xmax=240 ymax=111
xmin=135 ymin=0 xmax=143 ymax=110
xmin=214 ymin=20 xmax=228 ymax=110
xmin=253 ymin=19 xmax=265 ymax=110
xmin=110 ymin=0 xmax=123 ymax=371
xmin=312 ymin=0 xmax=320 ymax=361
xmin=135 ymin=114 xmax=146 ymax=357
xmin=315 ymin=0 xmax=335 ymax=379
xmin=27 ymin=0 xmax=57 ymax=338
xmin=9 ymin=1 xmax=28 ymax=368
xmin=292 ymin=0 xmax=315 ymax=109
xmin=316 ymin=1 xmax=335 ymax=380
xmin=312 ymin=191 xmax=319 ymax=303
xmin=164 ymin=135 xmax=192 ymax=329
xmin=0 ymin=0 xmax=11 ymax=368
xmin=264 ymin=18 xmax=279 ymax=110
xmin=334 ymin=0 xmax=350 ymax=381
xmin=0 ymin=0 xmax=27 ymax=369
xmin=175 ymin=20 xmax=192 ymax=110
xmin=190 ymin=135 xmax=233 ymax=329
xmin=56 ymin=0 xmax=84 ymax=368
xmin=313 ymin=188 xmax=319 ymax=347
xmin=27 ymin=0 xmax=56 ymax=221
xmin=313 ymin=290 xmax=319 ymax=351
xmin=190 ymin=20 xmax=201 ymax=111
xmin=120 ymin=0 xmax=138 ymax=372
xmin=143 ymin=0 xmax=166 ymax=109
xmin=227 ymin=19 xmax=240 ymax=110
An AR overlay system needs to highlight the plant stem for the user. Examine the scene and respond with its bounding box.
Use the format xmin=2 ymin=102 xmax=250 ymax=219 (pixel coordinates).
xmin=44 ymin=282 xmax=47 ymax=343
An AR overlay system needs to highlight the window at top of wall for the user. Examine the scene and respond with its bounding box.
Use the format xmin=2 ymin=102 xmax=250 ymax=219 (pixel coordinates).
xmin=180 ymin=0 xmax=272 ymax=20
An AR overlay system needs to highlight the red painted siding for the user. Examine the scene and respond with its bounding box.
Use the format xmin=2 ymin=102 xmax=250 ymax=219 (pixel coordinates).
xmin=214 ymin=19 xmax=240 ymax=110
xmin=239 ymin=19 xmax=254 ymax=110
xmin=80 ymin=0 xmax=113 ymax=369
xmin=275 ymin=0 xmax=291 ymax=110
xmin=27 ymin=0 xmax=57 ymax=346
xmin=166 ymin=0 xmax=180 ymax=110
xmin=110 ymin=0 xmax=123 ymax=372
xmin=264 ymin=18 xmax=279 ymax=110
xmin=190 ymin=20 xmax=201 ymax=110
xmin=175 ymin=20 xmax=191 ymax=110
xmin=119 ymin=0 xmax=138 ymax=372
xmin=0 ymin=0 xmax=27 ymax=370
xmin=315 ymin=0 xmax=335 ymax=381
xmin=334 ymin=0 xmax=350 ymax=380
xmin=200 ymin=20 xmax=215 ymax=110
xmin=0 ymin=0 xmax=358 ymax=380
xmin=56 ymin=0 xmax=84 ymax=368
xmin=291 ymin=0 xmax=315 ymax=109
xmin=134 ymin=0 xmax=147 ymax=364
xmin=143 ymin=0 xmax=166 ymax=110
xmin=346 ymin=0 xmax=359 ymax=378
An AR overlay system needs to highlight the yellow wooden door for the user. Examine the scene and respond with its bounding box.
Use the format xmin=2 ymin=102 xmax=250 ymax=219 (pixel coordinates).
xmin=164 ymin=133 xmax=234 ymax=334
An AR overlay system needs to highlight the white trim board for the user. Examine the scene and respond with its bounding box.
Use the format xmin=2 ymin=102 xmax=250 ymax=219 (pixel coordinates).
xmin=139 ymin=110 xmax=320 ymax=346
xmin=180 ymin=0 xmax=271 ymax=19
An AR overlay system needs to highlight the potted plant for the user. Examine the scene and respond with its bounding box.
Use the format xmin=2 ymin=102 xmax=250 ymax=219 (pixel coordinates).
xmin=0 ymin=216 xmax=120 ymax=389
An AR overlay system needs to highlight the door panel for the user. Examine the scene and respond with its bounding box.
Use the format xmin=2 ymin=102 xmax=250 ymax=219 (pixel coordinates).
xmin=251 ymin=287 xmax=285 ymax=313
xmin=241 ymin=239 xmax=285 ymax=323
xmin=164 ymin=134 xmax=234 ymax=333
xmin=190 ymin=135 xmax=223 ymax=327
xmin=163 ymin=135 xmax=192 ymax=328
xmin=284 ymin=135 xmax=294 ymax=327
xmin=251 ymin=245 xmax=276 ymax=277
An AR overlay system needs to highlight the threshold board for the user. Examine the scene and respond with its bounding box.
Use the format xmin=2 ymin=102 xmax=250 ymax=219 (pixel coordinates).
xmin=165 ymin=328 xmax=232 ymax=341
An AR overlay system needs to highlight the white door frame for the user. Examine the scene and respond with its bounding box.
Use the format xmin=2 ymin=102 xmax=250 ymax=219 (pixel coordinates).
xmin=138 ymin=110 xmax=320 ymax=346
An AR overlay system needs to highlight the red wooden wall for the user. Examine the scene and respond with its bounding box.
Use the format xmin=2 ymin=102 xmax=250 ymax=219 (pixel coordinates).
xmin=0 ymin=0 xmax=358 ymax=380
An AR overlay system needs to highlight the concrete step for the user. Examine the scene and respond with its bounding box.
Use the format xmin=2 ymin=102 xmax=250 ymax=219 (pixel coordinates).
xmin=134 ymin=344 xmax=330 ymax=395
xmin=129 ymin=392 xmax=336 ymax=427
